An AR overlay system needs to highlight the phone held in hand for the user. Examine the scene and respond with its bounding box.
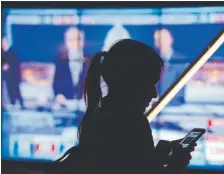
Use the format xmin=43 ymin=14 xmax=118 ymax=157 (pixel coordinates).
xmin=169 ymin=128 xmax=206 ymax=156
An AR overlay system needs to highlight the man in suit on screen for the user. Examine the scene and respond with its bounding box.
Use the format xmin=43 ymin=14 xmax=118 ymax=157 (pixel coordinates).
xmin=2 ymin=36 xmax=24 ymax=109
xmin=154 ymin=28 xmax=188 ymax=106
xmin=53 ymin=27 xmax=89 ymax=107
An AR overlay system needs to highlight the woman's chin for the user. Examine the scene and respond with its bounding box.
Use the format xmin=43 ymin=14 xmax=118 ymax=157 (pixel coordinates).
xmin=144 ymin=101 xmax=151 ymax=108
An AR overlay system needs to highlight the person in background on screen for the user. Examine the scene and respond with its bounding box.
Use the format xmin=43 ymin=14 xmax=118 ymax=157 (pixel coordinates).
xmin=154 ymin=28 xmax=187 ymax=105
xmin=52 ymin=39 xmax=196 ymax=174
xmin=102 ymin=23 xmax=131 ymax=51
xmin=2 ymin=36 xmax=24 ymax=109
xmin=53 ymin=27 xmax=89 ymax=108
xmin=154 ymin=28 xmax=186 ymax=63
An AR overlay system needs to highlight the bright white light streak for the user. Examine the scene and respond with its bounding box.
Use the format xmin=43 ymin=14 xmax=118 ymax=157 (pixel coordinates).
xmin=147 ymin=31 xmax=224 ymax=123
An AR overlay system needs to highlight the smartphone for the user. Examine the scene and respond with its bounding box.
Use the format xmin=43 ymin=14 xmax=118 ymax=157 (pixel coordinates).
xmin=169 ymin=128 xmax=206 ymax=155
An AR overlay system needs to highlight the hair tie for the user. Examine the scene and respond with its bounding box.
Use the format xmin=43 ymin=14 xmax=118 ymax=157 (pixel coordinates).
xmin=100 ymin=51 xmax=107 ymax=63
xmin=102 ymin=51 xmax=107 ymax=57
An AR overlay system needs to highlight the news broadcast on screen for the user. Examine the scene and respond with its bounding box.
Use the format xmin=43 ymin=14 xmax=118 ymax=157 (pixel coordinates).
xmin=1 ymin=6 xmax=224 ymax=170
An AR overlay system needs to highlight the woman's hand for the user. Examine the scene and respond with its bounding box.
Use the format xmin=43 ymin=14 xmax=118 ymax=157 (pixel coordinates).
xmin=170 ymin=138 xmax=197 ymax=153
xmin=166 ymin=143 xmax=193 ymax=171
xmin=154 ymin=139 xmax=197 ymax=172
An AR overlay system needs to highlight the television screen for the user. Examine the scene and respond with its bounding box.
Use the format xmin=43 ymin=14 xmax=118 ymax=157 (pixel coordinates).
xmin=1 ymin=7 xmax=224 ymax=170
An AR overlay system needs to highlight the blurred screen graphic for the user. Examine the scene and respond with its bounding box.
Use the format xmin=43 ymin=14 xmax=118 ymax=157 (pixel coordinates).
xmin=1 ymin=7 xmax=224 ymax=170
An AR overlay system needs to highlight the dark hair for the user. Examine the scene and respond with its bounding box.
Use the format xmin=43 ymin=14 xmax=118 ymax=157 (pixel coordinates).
xmin=78 ymin=39 xmax=163 ymax=143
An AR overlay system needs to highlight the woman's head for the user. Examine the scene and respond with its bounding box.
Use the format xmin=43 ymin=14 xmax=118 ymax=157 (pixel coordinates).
xmin=85 ymin=39 xmax=164 ymax=112
xmin=78 ymin=39 xmax=163 ymax=143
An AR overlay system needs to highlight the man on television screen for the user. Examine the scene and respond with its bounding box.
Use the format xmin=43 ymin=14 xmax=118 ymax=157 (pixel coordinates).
xmin=53 ymin=27 xmax=89 ymax=107
xmin=102 ymin=23 xmax=131 ymax=51
xmin=154 ymin=28 xmax=187 ymax=106
xmin=2 ymin=36 xmax=24 ymax=109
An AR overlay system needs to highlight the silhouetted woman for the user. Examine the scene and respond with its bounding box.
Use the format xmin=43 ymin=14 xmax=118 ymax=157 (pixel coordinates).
xmin=53 ymin=39 xmax=194 ymax=174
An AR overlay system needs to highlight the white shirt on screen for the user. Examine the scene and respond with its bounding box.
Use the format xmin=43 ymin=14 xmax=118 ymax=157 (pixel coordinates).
xmin=68 ymin=51 xmax=83 ymax=86
xmin=160 ymin=49 xmax=173 ymax=63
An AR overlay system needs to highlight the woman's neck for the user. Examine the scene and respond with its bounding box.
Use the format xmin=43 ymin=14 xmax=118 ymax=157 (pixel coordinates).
xmin=102 ymin=94 xmax=143 ymax=114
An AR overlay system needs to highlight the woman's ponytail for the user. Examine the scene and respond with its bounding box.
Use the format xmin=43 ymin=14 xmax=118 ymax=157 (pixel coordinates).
xmin=84 ymin=52 xmax=106 ymax=112
xmin=78 ymin=51 xmax=106 ymax=142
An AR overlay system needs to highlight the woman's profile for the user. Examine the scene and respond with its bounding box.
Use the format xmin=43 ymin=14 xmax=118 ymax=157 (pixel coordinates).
xmin=52 ymin=39 xmax=195 ymax=174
